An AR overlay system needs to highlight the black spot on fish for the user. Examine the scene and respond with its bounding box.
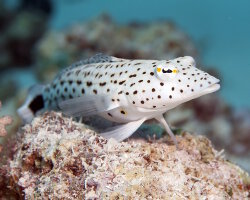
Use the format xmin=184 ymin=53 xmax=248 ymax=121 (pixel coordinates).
xmin=129 ymin=74 xmax=137 ymax=78
xmin=147 ymin=80 xmax=150 ymax=83
xmin=87 ymin=82 xmax=92 ymax=87
xmin=68 ymin=80 xmax=73 ymax=85
xmin=93 ymin=89 xmax=97 ymax=94
xmin=150 ymin=72 xmax=154 ymax=76
xmin=126 ymin=92 xmax=129 ymax=95
xmin=119 ymin=72 xmax=123 ymax=76
xmin=134 ymin=63 xmax=141 ymax=65
xmin=77 ymin=80 xmax=82 ymax=85
xmin=28 ymin=95 xmax=44 ymax=114
xmin=118 ymin=91 xmax=123 ymax=94
xmin=138 ymin=80 xmax=143 ymax=83
xmin=69 ymin=94 xmax=73 ymax=99
xmin=130 ymin=83 xmax=135 ymax=87
xmin=114 ymin=80 xmax=117 ymax=84
xmin=108 ymin=113 xmax=112 ymax=117
xmin=137 ymin=68 xmax=141 ymax=71
xmin=180 ymin=89 xmax=183 ymax=93
xmin=107 ymin=88 xmax=110 ymax=92
xmin=72 ymin=88 xmax=75 ymax=93
xmin=152 ymin=88 xmax=155 ymax=92
xmin=119 ymin=80 xmax=126 ymax=85
xmin=81 ymin=88 xmax=85 ymax=94
xmin=160 ymin=82 xmax=164 ymax=86
xmin=95 ymin=73 xmax=99 ymax=78
xmin=110 ymin=73 xmax=115 ymax=77
xmin=132 ymin=101 xmax=135 ymax=104
xmin=142 ymin=71 xmax=146 ymax=74
xmin=60 ymin=81 xmax=65 ymax=86
xmin=99 ymin=82 xmax=106 ymax=86
xmin=141 ymin=100 xmax=144 ymax=104
xmin=157 ymin=95 xmax=161 ymax=99
xmin=133 ymin=90 xmax=138 ymax=94
xmin=153 ymin=105 xmax=156 ymax=108
xmin=64 ymin=87 xmax=68 ymax=92
xmin=169 ymin=95 xmax=172 ymax=99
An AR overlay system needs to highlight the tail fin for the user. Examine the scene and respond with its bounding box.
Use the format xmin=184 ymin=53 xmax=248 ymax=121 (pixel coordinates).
xmin=17 ymin=84 xmax=45 ymax=123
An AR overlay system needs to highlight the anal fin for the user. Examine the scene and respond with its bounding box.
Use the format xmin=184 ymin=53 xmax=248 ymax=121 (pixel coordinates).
xmin=100 ymin=118 xmax=145 ymax=141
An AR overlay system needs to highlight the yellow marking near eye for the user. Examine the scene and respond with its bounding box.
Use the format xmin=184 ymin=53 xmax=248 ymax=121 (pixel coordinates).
xmin=172 ymin=69 xmax=178 ymax=73
xmin=157 ymin=68 xmax=161 ymax=72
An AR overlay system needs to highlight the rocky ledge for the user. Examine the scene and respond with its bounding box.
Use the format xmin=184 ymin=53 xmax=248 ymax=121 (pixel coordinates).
xmin=7 ymin=112 xmax=250 ymax=199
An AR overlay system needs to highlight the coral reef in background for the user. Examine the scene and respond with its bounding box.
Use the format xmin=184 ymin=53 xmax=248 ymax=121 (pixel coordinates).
xmin=0 ymin=101 xmax=12 ymax=152
xmin=35 ymin=14 xmax=197 ymax=82
xmin=0 ymin=0 xmax=51 ymax=70
xmin=5 ymin=112 xmax=249 ymax=199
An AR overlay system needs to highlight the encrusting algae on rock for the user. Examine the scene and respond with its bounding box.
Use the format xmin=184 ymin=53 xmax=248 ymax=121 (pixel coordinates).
xmin=8 ymin=112 xmax=249 ymax=199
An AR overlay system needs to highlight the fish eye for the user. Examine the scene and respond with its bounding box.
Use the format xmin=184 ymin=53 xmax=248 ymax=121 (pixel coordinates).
xmin=162 ymin=69 xmax=172 ymax=73
xmin=156 ymin=65 xmax=178 ymax=81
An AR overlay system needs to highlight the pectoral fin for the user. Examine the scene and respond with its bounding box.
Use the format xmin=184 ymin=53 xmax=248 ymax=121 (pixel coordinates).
xmin=59 ymin=95 xmax=119 ymax=117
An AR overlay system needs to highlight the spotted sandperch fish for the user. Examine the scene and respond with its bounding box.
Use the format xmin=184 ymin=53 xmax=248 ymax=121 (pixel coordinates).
xmin=18 ymin=54 xmax=220 ymax=145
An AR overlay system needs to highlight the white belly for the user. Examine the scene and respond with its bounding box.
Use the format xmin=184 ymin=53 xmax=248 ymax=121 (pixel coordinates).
xmin=99 ymin=106 xmax=167 ymax=123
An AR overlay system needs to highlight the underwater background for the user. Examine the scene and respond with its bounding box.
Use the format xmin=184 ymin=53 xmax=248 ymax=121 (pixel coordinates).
xmin=0 ymin=0 xmax=250 ymax=174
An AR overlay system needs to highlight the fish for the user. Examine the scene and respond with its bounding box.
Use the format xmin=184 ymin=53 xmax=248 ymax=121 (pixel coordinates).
xmin=17 ymin=54 xmax=220 ymax=146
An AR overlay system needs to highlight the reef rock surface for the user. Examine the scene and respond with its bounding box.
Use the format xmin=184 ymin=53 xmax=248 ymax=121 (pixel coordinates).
xmin=9 ymin=112 xmax=249 ymax=199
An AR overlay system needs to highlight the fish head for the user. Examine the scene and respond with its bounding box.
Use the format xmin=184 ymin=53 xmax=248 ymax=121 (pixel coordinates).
xmin=155 ymin=56 xmax=220 ymax=107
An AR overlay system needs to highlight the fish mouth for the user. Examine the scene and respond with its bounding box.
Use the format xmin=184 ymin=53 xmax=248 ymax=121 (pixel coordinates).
xmin=202 ymin=81 xmax=220 ymax=95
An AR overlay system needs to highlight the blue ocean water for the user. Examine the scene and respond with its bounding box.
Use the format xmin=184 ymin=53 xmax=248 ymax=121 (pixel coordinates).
xmin=49 ymin=0 xmax=250 ymax=108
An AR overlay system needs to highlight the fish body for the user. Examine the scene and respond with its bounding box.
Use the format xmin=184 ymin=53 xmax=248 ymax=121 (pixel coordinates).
xmin=18 ymin=54 xmax=220 ymax=144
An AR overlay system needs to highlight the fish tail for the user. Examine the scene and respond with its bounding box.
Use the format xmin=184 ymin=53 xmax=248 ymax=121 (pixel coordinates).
xmin=17 ymin=84 xmax=46 ymax=123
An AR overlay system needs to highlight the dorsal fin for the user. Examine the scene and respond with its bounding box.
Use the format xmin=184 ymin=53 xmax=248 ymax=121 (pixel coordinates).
xmin=57 ymin=54 xmax=129 ymax=79
xmin=71 ymin=53 xmax=129 ymax=68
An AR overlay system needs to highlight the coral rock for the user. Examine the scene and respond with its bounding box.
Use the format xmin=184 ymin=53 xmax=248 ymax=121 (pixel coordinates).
xmin=0 ymin=101 xmax=12 ymax=152
xmin=9 ymin=112 xmax=249 ymax=199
